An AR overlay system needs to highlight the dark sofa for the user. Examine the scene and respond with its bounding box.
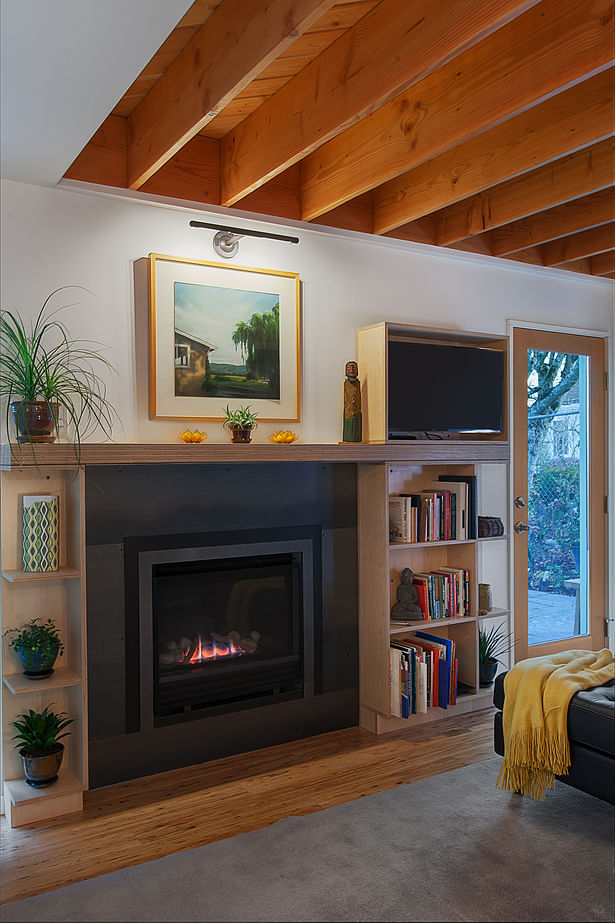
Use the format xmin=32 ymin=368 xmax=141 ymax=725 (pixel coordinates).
xmin=493 ymin=672 xmax=615 ymax=804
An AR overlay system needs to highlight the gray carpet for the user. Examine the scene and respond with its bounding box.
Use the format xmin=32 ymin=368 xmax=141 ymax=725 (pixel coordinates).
xmin=1 ymin=758 xmax=613 ymax=922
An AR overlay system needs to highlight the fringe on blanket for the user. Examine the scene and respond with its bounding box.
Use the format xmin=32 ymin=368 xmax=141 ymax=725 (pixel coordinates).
xmin=496 ymin=729 xmax=570 ymax=801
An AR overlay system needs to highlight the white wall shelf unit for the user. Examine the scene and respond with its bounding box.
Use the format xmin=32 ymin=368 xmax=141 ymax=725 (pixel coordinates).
xmin=1 ymin=466 xmax=87 ymax=828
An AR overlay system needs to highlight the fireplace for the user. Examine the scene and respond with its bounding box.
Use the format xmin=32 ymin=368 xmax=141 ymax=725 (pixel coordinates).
xmin=137 ymin=538 xmax=315 ymax=727
xmin=86 ymin=462 xmax=358 ymax=788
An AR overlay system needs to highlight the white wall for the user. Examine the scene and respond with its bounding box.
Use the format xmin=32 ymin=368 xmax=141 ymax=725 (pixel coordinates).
xmin=2 ymin=178 xmax=612 ymax=448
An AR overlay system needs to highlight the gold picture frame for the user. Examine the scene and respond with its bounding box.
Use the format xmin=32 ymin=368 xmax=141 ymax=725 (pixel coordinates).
xmin=148 ymin=253 xmax=301 ymax=421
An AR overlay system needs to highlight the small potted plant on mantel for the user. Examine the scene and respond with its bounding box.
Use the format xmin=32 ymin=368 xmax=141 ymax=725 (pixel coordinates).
xmin=479 ymin=624 xmax=515 ymax=687
xmin=223 ymin=404 xmax=260 ymax=443
xmin=4 ymin=617 xmax=64 ymax=679
xmin=0 ymin=288 xmax=117 ymax=460
xmin=11 ymin=704 xmax=73 ymax=787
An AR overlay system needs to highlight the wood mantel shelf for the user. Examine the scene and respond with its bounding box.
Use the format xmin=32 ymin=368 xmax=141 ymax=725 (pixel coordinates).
xmin=1 ymin=441 xmax=509 ymax=469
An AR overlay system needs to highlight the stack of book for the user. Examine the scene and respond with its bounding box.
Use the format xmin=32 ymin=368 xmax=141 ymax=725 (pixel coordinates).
xmin=390 ymin=631 xmax=458 ymax=716
xmin=388 ymin=475 xmax=477 ymax=543
xmin=391 ymin=567 xmax=471 ymax=622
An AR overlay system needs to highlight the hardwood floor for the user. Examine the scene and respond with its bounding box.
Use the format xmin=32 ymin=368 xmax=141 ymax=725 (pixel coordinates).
xmin=1 ymin=709 xmax=495 ymax=905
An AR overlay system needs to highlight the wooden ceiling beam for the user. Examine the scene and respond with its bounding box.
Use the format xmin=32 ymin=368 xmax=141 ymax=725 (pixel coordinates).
xmin=373 ymin=70 xmax=613 ymax=235
xmin=126 ymin=0 xmax=337 ymax=190
xmin=435 ymin=140 xmax=614 ymax=246
xmin=489 ymin=188 xmax=614 ymax=256
xmin=220 ymin=0 xmax=539 ymax=205
xmin=300 ymin=0 xmax=613 ymax=221
xmin=541 ymin=222 xmax=615 ymax=265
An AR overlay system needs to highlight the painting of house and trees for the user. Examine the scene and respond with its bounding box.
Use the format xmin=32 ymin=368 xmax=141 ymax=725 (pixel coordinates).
xmin=174 ymin=282 xmax=280 ymax=400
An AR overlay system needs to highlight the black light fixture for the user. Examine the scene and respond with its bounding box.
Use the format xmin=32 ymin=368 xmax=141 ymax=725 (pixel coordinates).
xmin=189 ymin=220 xmax=300 ymax=259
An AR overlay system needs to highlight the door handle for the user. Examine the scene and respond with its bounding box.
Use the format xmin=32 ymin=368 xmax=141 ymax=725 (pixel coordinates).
xmin=514 ymin=521 xmax=530 ymax=534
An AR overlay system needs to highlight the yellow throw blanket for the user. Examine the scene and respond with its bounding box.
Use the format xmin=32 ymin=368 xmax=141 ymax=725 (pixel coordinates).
xmin=496 ymin=648 xmax=615 ymax=800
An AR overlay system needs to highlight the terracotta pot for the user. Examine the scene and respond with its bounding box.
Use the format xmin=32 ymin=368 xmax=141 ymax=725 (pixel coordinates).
xmin=11 ymin=401 xmax=57 ymax=443
xmin=20 ymin=743 xmax=64 ymax=787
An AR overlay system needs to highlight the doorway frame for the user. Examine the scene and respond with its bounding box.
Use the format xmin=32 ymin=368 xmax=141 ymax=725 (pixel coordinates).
xmin=507 ymin=319 xmax=610 ymax=660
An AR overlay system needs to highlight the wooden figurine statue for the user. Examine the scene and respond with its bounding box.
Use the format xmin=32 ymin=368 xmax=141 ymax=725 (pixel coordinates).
xmin=343 ymin=360 xmax=362 ymax=443
xmin=391 ymin=567 xmax=424 ymax=620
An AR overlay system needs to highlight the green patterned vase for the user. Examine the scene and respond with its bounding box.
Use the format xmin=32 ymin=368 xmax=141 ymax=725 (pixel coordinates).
xmin=22 ymin=495 xmax=59 ymax=572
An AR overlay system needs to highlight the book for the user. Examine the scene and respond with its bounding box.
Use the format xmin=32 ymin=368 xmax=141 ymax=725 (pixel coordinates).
xmin=389 ymin=496 xmax=410 ymax=543
xmin=411 ymin=574 xmax=430 ymax=620
xmin=430 ymin=482 xmax=459 ymax=540
xmin=438 ymin=475 xmax=477 ymax=539
xmin=437 ymin=566 xmax=465 ymax=617
xmin=399 ymin=494 xmax=422 ymax=543
xmin=400 ymin=653 xmax=409 ymax=718
xmin=415 ymin=631 xmax=455 ymax=709
xmin=389 ymin=647 xmax=402 ymax=717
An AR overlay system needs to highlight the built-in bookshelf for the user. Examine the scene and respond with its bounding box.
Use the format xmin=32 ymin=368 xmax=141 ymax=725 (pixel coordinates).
xmin=0 ymin=466 xmax=87 ymax=827
xmin=358 ymin=452 xmax=510 ymax=733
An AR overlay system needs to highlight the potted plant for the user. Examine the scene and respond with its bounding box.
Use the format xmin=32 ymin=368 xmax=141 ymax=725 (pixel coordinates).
xmin=4 ymin=617 xmax=64 ymax=679
xmin=0 ymin=288 xmax=117 ymax=459
xmin=11 ymin=704 xmax=73 ymax=787
xmin=223 ymin=404 xmax=260 ymax=443
xmin=479 ymin=624 xmax=515 ymax=687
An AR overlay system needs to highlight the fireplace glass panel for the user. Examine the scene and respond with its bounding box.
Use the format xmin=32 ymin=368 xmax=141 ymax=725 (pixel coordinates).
xmin=152 ymin=552 xmax=303 ymax=719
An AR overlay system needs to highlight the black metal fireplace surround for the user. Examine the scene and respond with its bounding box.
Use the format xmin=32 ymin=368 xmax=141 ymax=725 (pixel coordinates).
xmin=86 ymin=463 xmax=358 ymax=788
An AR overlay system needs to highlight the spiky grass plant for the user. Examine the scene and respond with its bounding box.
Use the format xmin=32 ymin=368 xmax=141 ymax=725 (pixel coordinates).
xmin=11 ymin=705 xmax=73 ymax=756
xmin=479 ymin=624 xmax=515 ymax=665
xmin=223 ymin=404 xmax=260 ymax=429
xmin=0 ymin=288 xmax=118 ymax=460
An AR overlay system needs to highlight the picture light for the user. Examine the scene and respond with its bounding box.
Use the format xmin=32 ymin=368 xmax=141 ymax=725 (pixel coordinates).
xmin=189 ymin=220 xmax=299 ymax=259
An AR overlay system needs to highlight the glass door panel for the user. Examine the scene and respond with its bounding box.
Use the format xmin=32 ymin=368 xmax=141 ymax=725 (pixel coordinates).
xmin=513 ymin=328 xmax=606 ymax=661
xmin=526 ymin=352 xmax=588 ymax=645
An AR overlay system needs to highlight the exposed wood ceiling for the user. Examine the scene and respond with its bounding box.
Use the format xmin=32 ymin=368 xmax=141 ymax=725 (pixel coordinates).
xmin=65 ymin=0 xmax=614 ymax=278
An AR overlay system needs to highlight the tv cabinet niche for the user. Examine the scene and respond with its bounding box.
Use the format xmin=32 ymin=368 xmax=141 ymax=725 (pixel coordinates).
xmin=358 ymin=446 xmax=510 ymax=734
xmin=356 ymin=321 xmax=508 ymax=444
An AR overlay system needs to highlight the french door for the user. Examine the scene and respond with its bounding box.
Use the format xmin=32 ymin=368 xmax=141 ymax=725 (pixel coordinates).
xmin=513 ymin=328 xmax=607 ymax=661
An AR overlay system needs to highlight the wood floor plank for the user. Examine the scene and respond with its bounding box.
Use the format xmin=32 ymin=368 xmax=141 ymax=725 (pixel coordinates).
xmin=0 ymin=709 xmax=495 ymax=905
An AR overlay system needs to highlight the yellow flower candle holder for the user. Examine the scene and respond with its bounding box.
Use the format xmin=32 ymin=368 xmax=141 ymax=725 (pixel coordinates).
xmin=180 ymin=429 xmax=208 ymax=443
xmin=270 ymin=430 xmax=298 ymax=444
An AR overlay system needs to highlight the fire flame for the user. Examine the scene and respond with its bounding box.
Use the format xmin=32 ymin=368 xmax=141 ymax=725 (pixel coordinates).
xmin=189 ymin=635 xmax=245 ymax=663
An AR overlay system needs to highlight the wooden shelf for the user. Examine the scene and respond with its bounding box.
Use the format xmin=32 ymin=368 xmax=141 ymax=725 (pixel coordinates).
xmin=4 ymin=769 xmax=84 ymax=827
xmin=4 ymin=768 xmax=84 ymax=806
xmin=2 ymin=565 xmax=80 ymax=583
xmin=390 ymin=617 xmax=476 ymax=634
xmin=3 ymin=667 xmax=83 ymax=695
xmin=478 ymin=607 xmax=511 ymax=621
xmin=390 ymin=538 xmax=476 ymax=549
xmin=1 ymin=440 xmax=509 ymax=470
xmin=2 ymin=465 xmax=88 ymax=827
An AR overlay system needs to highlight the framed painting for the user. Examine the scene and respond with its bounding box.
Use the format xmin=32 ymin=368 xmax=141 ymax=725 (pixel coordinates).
xmin=148 ymin=254 xmax=301 ymax=421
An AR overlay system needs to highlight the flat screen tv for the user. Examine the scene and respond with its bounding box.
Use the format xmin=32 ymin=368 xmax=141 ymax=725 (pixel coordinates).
xmin=387 ymin=340 xmax=504 ymax=438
